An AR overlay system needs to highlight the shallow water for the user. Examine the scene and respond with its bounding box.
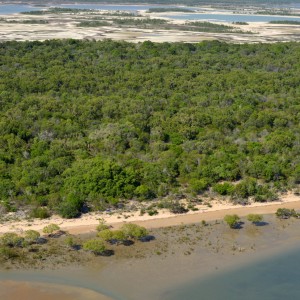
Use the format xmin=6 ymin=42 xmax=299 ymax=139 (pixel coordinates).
xmin=162 ymin=13 xmax=300 ymax=22
xmin=164 ymin=244 xmax=300 ymax=300
xmin=1 ymin=4 xmax=300 ymax=23
xmin=0 ymin=4 xmax=41 ymax=15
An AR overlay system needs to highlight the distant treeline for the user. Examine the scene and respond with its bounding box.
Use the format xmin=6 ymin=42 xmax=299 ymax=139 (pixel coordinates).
xmin=1 ymin=40 xmax=300 ymax=218
xmin=269 ymin=20 xmax=300 ymax=24
xmin=11 ymin=0 xmax=295 ymax=7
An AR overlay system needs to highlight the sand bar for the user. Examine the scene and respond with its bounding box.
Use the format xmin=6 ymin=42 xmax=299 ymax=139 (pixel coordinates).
xmin=0 ymin=280 xmax=112 ymax=300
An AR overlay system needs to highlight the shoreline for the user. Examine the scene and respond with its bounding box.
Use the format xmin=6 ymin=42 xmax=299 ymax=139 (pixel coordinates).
xmin=1 ymin=193 xmax=300 ymax=235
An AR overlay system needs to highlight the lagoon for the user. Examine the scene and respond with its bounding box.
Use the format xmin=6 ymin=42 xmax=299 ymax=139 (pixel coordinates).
xmin=162 ymin=13 xmax=300 ymax=23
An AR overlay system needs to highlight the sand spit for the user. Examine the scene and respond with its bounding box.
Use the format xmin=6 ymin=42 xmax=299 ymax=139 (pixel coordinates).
xmin=0 ymin=280 xmax=112 ymax=300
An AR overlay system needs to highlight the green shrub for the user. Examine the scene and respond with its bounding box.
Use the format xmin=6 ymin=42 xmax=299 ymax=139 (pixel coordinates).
xmin=224 ymin=214 xmax=240 ymax=228
xmin=24 ymin=230 xmax=40 ymax=244
xmin=189 ymin=178 xmax=209 ymax=194
xmin=43 ymin=224 xmax=60 ymax=234
xmin=83 ymin=239 xmax=106 ymax=255
xmin=121 ymin=223 xmax=148 ymax=240
xmin=276 ymin=208 xmax=297 ymax=219
xmin=97 ymin=229 xmax=114 ymax=241
xmin=0 ymin=233 xmax=24 ymax=247
xmin=247 ymin=214 xmax=263 ymax=224
xmin=30 ymin=207 xmax=50 ymax=219
xmin=213 ymin=182 xmax=234 ymax=195
xmin=58 ymin=193 xmax=83 ymax=218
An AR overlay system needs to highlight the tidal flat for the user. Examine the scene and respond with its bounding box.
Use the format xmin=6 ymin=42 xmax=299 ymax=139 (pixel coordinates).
xmin=1 ymin=214 xmax=300 ymax=299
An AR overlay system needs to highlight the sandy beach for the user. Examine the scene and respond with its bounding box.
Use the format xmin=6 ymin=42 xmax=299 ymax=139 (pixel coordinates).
xmin=1 ymin=193 xmax=300 ymax=235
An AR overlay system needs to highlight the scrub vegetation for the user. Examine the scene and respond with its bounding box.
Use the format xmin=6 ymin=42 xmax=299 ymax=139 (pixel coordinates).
xmin=0 ymin=40 xmax=300 ymax=218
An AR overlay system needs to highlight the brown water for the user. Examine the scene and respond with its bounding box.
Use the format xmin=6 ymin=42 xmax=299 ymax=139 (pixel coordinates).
xmin=0 ymin=280 xmax=111 ymax=300
xmin=1 ymin=215 xmax=300 ymax=300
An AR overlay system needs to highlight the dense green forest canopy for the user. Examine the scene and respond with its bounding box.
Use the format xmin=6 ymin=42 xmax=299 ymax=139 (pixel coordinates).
xmin=1 ymin=39 xmax=300 ymax=217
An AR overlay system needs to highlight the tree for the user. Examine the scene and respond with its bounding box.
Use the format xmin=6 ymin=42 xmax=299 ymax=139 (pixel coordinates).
xmin=224 ymin=214 xmax=240 ymax=229
xmin=43 ymin=224 xmax=60 ymax=235
xmin=97 ymin=229 xmax=114 ymax=241
xmin=275 ymin=208 xmax=297 ymax=219
xmin=24 ymin=230 xmax=40 ymax=244
xmin=0 ymin=233 xmax=24 ymax=247
xmin=121 ymin=223 xmax=148 ymax=240
xmin=83 ymin=239 xmax=106 ymax=255
xmin=247 ymin=214 xmax=263 ymax=224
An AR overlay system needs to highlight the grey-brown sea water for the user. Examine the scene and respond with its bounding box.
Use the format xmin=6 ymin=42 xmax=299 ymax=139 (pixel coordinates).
xmin=163 ymin=244 xmax=300 ymax=300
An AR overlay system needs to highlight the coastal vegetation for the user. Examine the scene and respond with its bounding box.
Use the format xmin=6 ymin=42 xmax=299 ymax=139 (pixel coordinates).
xmin=275 ymin=208 xmax=299 ymax=219
xmin=269 ymin=20 xmax=300 ymax=25
xmin=1 ymin=40 xmax=300 ymax=218
xmin=224 ymin=214 xmax=241 ymax=228
xmin=247 ymin=214 xmax=263 ymax=224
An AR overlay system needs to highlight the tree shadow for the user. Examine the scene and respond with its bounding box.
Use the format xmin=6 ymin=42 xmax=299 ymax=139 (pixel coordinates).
xmin=123 ymin=240 xmax=135 ymax=246
xmin=49 ymin=230 xmax=67 ymax=238
xmin=101 ymin=249 xmax=115 ymax=257
xmin=71 ymin=244 xmax=82 ymax=251
xmin=36 ymin=237 xmax=48 ymax=244
xmin=233 ymin=221 xmax=244 ymax=229
xmin=254 ymin=221 xmax=269 ymax=227
xmin=140 ymin=235 xmax=155 ymax=242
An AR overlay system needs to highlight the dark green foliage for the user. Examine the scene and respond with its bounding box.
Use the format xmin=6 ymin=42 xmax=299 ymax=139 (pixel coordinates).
xmin=276 ymin=208 xmax=298 ymax=219
xmin=269 ymin=21 xmax=300 ymax=24
xmin=77 ymin=21 xmax=111 ymax=27
xmin=30 ymin=207 xmax=51 ymax=219
xmin=213 ymin=182 xmax=234 ymax=195
xmin=1 ymin=39 xmax=300 ymax=215
xmin=58 ymin=193 xmax=84 ymax=218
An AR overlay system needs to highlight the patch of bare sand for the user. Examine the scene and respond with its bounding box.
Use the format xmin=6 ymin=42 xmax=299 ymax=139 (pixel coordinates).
xmin=0 ymin=280 xmax=112 ymax=300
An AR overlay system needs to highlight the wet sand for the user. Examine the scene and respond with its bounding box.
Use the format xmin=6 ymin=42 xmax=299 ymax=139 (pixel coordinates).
xmin=0 ymin=280 xmax=112 ymax=300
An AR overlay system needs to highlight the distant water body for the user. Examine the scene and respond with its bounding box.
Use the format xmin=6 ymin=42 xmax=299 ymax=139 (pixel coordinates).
xmin=0 ymin=4 xmax=41 ymax=15
xmin=1 ymin=4 xmax=300 ymax=23
xmin=164 ymin=244 xmax=300 ymax=300
xmin=162 ymin=13 xmax=300 ymax=22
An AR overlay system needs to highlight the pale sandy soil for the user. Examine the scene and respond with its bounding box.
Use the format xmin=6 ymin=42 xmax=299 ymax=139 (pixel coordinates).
xmin=0 ymin=9 xmax=299 ymax=43
xmin=1 ymin=193 xmax=300 ymax=235
xmin=0 ymin=280 xmax=112 ymax=300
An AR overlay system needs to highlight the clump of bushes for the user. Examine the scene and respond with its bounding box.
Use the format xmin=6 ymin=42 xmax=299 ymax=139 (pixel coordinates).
xmin=82 ymin=239 xmax=106 ymax=255
xmin=276 ymin=208 xmax=299 ymax=219
xmin=224 ymin=214 xmax=241 ymax=229
xmin=247 ymin=214 xmax=263 ymax=224
xmin=42 ymin=224 xmax=60 ymax=235
xmin=30 ymin=207 xmax=51 ymax=219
